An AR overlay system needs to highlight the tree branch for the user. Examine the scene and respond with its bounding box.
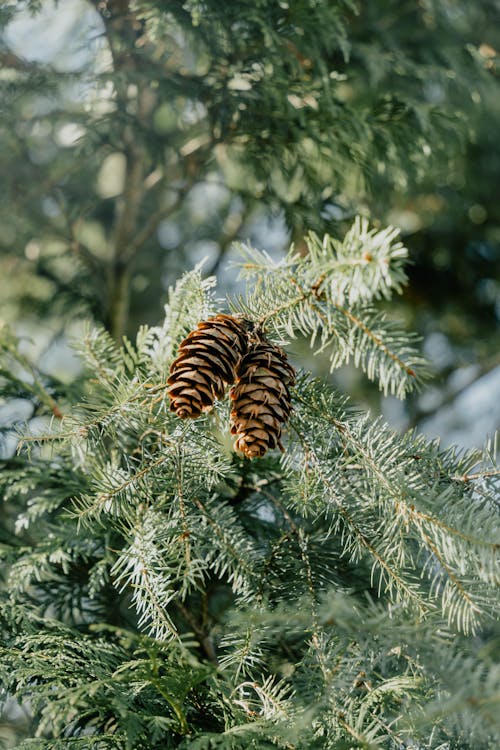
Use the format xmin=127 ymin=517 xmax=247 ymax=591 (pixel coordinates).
xmin=174 ymin=600 xmax=219 ymax=664
xmin=95 ymin=0 xmax=157 ymax=341
xmin=205 ymin=202 xmax=253 ymax=277
xmin=128 ymin=180 xmax=194 ymax=254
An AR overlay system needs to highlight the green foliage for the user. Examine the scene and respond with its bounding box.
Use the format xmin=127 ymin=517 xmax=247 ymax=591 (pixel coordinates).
xmin=1 ymin=223 xmax=499 ymax=748
xmin=234 ymin=221 xmax=429 ymax=397
xmin=1 ymin=0 xmax=499 ymax=343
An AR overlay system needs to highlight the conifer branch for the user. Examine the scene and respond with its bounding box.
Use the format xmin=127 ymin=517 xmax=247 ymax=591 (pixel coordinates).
xmin=0 ymin=333 xmax=63 ymax=419
xmin=297 ymin=425 xmax=426 ymax=610
xmin=325 ymin=300 xmax=417 ymax=379
xmin=458 ymin=468 xmax=500 ymax=482
xmin=287 ymin=380 xmax=499 ymax=630
xmin=232 ymin=219 xmax=429 ymax=397
xmin=128 ymin=179 xmax=195 ymax=254
xmin=189 ymin=494 xmax=257 ymax=590
xmin=113 ymin=533 xmax=179 ymax=641
xmin=72 ymin=452 xmax=173 ymax=527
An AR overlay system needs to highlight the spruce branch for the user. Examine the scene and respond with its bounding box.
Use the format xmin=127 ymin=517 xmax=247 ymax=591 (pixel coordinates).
xmin=231 ymin=218 xmax=429 ymax=397
xmin=71 ymin=451 xmax=175 ymax=528
xmin=460 ymin=467 xmax=500 ymax=482
xmin=112 ymin=522 xmax=180 ymax=642
xmin=126 ymin=180 xmax=192 ymax=255
xmin=286 ymin=376 xmax=499 ymax=632
xmin=0 ymin=326 xmax=63 ymax=419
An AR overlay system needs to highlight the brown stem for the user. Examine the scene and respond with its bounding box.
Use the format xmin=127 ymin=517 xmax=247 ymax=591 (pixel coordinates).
xmin=174 ymin=600 xmax=219 ymax=664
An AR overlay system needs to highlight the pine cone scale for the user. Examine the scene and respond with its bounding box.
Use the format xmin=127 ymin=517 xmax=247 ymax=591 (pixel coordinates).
xmin=167 ymin=358 xmax=233 ymax=392
xmin=169 ymin=356 xmax=234 ymax=386
xmin=180 ymin=336 xmax=240 ymax=360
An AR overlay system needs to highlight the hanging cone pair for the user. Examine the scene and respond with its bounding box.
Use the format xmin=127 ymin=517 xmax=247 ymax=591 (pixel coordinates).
xmin=167 ymin=314 xmax=248 ymax=419
xmin=167 ymin=314 xmax=295 ymax=458
xmin=230 ymin=340 xmax=295 ymax=459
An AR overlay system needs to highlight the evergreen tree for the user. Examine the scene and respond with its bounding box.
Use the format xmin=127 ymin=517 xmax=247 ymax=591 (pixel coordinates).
xmin=1 ymin=2 xmax=500 ymax=747
xmin=1 ymin=221 xmax=499 ymax=748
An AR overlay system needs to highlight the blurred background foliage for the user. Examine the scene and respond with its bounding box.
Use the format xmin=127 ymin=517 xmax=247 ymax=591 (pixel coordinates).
xmin=0 ymin=0 xmax=499 ymax=438
xmin=1 ymin=1 xmax=500 ymax=745
xmin=1 ymin=0 xmax=499 ymax=448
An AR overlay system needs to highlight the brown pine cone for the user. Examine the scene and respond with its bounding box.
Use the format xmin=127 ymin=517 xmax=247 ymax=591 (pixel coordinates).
xmin=168 ymin=314 xmax=248 ymax=419
xmin=230 ymin=339 xmax=295 ymax=458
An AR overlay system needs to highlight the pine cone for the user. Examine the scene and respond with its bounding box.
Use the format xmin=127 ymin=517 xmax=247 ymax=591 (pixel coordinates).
xmin=230 ymin=339 xmax=295 ymax=458
xmin=168 ymin=314 xmax=248 ymax=419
